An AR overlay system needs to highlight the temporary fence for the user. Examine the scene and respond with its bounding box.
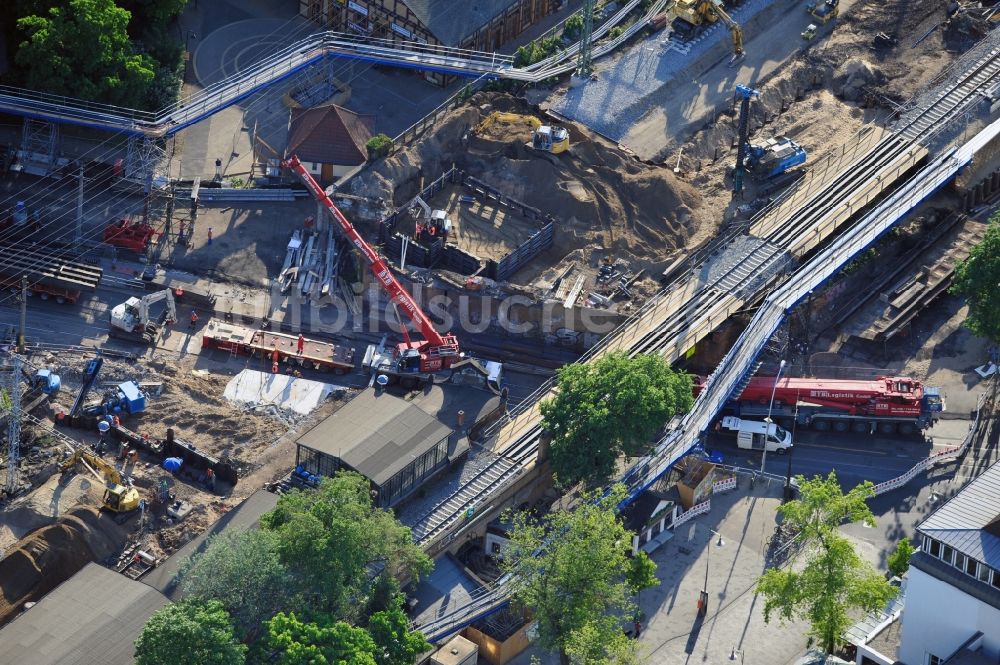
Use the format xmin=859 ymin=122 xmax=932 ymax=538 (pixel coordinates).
xmin=874 ymin=388 xmax=991 ymax=496
xmin=672 ymin=499 xmax=711 ymax=529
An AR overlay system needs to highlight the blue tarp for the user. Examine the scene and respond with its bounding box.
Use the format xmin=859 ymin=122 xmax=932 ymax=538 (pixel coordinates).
xmin=163 ymin=457 xmax=183 ymax=472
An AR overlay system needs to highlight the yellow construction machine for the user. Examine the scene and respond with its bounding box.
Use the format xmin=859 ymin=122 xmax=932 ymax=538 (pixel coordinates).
xmin=672 ymin=0 xmax=745 ymax=57
xmin=60 ymin=449 xmax=141 ymax=513
xmin=476 ymin=112 xmax=570 ymax=154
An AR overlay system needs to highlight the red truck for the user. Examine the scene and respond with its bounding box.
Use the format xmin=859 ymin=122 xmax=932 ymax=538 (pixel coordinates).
xmin=715 ymin=375 xmax=945 ymax=436
xmin=200 ymin=318 xmax=355 ymax=374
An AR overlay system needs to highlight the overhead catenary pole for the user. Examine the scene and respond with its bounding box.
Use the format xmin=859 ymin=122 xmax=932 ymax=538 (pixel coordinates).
xmin=75 ymin=164 xmax=84 ymax=243
xmin=576 ymin=0 xmax=595 ymax=77
xmin=6 ymin=354 xmax=22 ymax=496
xmin=18 ymin=275 xmax=27 ymax=353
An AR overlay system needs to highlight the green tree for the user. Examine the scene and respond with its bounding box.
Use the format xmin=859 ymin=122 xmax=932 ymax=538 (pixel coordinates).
xmin=563 ymin=14 xmax=584 ymax=41
xmin=260 ymin=472 xmax=432 ymax=619
xmin=540 ymin=351 xmax=693 ymax=487
xmin=262 ymin=612 xmax=378 ymax=665
xmin=625 ymin=550 xmax=658 ymax=595
xmin=564 ymin=618 xmax=642 ymax=665
xmin=952 ymin=213 xmax=1000 ymax=341
xmin=755 ymin=472 xmax=898 ymax=654
xmin=887 ymin=538 xmax=916 ymax=578
xmin=501 ymin=485 xmax=653 ymax=665
xmin=368 ymin=604 xmax=432 ymax=665
xmin=135 ymin=599 xmax=246 ymax=665
xmin=15 ymin=0 xmax=156 ymax=107
xmin=179 ymin=528 xmax=293 ymax=636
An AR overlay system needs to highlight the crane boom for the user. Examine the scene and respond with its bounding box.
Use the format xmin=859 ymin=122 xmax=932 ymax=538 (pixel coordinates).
xmin=283 ymin=155 xmax=459 ymax=367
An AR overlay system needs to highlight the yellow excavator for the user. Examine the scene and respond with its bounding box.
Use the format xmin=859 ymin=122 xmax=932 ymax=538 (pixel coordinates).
xmin=672 ymin=0 xmax=744 ymax=58
xmin=475 ymin=112 xmax=570 ymax=154
xmin=60 ymin=449 xmax=141 ymax=513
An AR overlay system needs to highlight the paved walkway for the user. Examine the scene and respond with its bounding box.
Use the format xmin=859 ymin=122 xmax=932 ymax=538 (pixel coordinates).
xmin=509 ymin=478 xmax=811 ymax=664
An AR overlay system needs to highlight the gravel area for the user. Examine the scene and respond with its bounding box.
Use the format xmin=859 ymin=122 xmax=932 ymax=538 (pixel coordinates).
xmin=552 ymin=0 xmax=775 ymax=140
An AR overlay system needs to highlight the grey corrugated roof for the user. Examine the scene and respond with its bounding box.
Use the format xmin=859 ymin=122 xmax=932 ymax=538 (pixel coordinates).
xmin=404 ymin=0 xmax=515 ymax=46
xmin=297 ymin=389 xmax=452 ymax=486
xmin=142 ymin=489 xmax=279 ymax=600
xmin=918 ymin=460 xmax=1000 ymax=568
xmin=0 ymin=562 xmax=169 ymax=665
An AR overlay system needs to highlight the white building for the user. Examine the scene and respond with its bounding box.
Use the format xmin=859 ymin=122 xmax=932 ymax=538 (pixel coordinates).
xmin=849 ymin=460 xmax=1000 ymax=665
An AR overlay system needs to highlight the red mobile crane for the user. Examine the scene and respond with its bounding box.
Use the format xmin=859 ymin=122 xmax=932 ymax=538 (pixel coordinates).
xmin=724 ymin=375 xmax=945 ymax=435
xmin=283 ymin=155 xmax=462 ymax=374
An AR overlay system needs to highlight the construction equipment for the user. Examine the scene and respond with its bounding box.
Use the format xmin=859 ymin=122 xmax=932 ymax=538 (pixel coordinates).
xmin=671 ymin=0 xmax=745 ymax=57
xmin=806 ymin=0 xmax=839 ymax=24
xmin=104 ymin=217 xmax=156 ymax=253
xmin=801 ymin=23 xmax=818 ymax=40
xmin=714 ymin=374 xmax=944 ymax=436
xmin=477 ymin=112 xmax=570 ymax=154
xmin=69 ymin=356 xmax=103 ymax=419
xmin=60 ymin=448 xmax=141 ymax=513
xmin=409 ymin=195 xmax=452 ymax=242
xmin=732 ymin=84 xmax=759 ymax=195
xmin=283 ymin=155 xmax=504 ymax=393
xmin=745 ymin=136 xmax=807 ymax=180
xmin=108 ymin=289 xmax=176 ymax=345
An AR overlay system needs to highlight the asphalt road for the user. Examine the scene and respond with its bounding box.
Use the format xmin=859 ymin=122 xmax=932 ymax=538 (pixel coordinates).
xmin=704 ymin=419 xmax=970 ymax=489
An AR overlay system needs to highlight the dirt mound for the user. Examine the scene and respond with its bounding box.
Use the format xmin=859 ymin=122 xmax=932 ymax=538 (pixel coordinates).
xmin=832 ymin=58 xmax=885 ymax=102
xmin=943 ymin=11 xmax=991 ymax=52
xmin=352 ymin=93 xmax=703 ymax=280
xmin=0 ymin=506 xmax=127 ymax=626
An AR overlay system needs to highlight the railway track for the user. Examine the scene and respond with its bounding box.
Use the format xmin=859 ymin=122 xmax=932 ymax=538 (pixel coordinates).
xmin=408 ymin=27 xmax=1000 ymax=581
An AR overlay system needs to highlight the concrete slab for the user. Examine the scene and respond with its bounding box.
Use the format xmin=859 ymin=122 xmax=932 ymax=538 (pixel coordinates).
xmin=223 ymin=369 xmax=343 ymax=416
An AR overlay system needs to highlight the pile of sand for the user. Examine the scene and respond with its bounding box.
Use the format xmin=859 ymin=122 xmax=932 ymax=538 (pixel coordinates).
xmin=0 ymin=506 xmax=127 ymax=626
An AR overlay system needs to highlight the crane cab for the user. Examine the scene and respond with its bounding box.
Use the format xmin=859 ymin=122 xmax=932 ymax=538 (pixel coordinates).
xmin=531 ymin=126 xmax=570 ymax=154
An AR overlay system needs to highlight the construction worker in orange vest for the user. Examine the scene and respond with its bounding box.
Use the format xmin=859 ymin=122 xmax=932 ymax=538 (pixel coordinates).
xmin=189 ymin=310 xmax=198 ymax=330
xmin=297 ymin=334 xmax=305 ymax=355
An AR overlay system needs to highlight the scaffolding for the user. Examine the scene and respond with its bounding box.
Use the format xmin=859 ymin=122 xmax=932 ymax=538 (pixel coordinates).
xmin=124 ymin=135 xmax=167 ymax=189
xmin=19 ymin=118 xmax=60 ymax=175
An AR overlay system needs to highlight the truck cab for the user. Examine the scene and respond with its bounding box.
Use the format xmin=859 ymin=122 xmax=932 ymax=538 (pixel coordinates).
xmin=722 ymin=416 xmax=793 ymax=453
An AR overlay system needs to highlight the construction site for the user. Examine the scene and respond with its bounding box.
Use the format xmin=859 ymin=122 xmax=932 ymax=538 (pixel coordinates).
xmin=1 ymin=0 xmax=1000 ymax=660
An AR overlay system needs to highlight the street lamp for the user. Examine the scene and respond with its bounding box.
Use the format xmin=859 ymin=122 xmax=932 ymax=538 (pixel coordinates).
xmin=699 ymin=526 xmax=725 ymax=617
xmin=759 ymin=359 xmax=786 ymax=477
xmin=783 ymin=402 xmax=800 ymax=502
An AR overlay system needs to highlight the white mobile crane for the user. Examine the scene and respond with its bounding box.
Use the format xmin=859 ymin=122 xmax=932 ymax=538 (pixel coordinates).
xmin=109 ymin=289 xmax=177 ymax=345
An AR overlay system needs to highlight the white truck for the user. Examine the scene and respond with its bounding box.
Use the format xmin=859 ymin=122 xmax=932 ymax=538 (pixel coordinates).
xmin=722 ymin=416 xmax=793 ymax=454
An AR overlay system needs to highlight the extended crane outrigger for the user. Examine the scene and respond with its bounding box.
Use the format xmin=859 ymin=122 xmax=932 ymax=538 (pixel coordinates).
xmin=283 ymin=156 xmax=504 ymax=394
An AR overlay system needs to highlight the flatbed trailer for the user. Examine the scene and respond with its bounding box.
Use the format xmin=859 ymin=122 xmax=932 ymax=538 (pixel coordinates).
xmin=201 ymin=318 xmax=355 ymax=374
xmin=0 ymin=245 xmax=101 ymax=304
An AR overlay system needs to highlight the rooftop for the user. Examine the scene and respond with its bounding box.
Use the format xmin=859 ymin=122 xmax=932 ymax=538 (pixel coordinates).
xmin=141 ymin=489 xmax=279 ymax=600
xmin=297 ymin=388 xmax=455 ymax=486
xmin=918 ymin=458 xmax=1000 ymax=568
xmin=286 ymin=103 xmax=374 ymax=166
xmin=0 ymin=562 xmax=169 ymax=665
xmin=403 ymin=0 xmax=514 ymax=46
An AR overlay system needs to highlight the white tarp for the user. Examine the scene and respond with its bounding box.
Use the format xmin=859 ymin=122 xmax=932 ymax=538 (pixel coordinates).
xmin=224 ymin=369 xmax=340 ymax=416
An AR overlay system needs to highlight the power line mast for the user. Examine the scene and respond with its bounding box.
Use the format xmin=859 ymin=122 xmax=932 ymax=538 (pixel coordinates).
xmin=576 ymin=0 xmax=595 ymax=77
xmin=4 ymin=354 xmax=22 ymax=497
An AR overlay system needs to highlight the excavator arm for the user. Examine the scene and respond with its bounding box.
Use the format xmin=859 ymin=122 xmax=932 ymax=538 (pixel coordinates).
xmin=283 ymin=156 xmax=459 ymax=359
xmin=707 ymin=1 xmax=744 ymax=57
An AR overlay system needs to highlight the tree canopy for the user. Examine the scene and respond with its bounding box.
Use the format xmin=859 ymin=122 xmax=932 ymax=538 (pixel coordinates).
xmin=7 ymin=0 xmax=186 ymax=110
xmin=134 ymin=599 xmax=246 ymax=665
xmin=15 ymin=0 xmax=156 ymax=107
xmin=952 ymin=212 xmax=1000 ymax=342
xmin=501 ymin=484 xmax=656 ymax=664
xmin=179 ymin=528 xmax=293 ymax=637
xmin=260 ymin=471 xmax=433 ymax=619
xmin=755 ymin=472 xmax=898 ymax=654
xmin=540 ymin=351 xmax=693 ymax=487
